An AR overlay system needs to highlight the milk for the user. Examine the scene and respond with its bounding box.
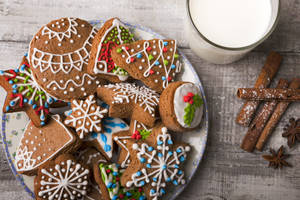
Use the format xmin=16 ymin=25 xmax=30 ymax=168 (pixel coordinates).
xmin=190 ymin=0 xmax=271 ymax=48
xmin=186 ymin=0 xmax=279 ymax=64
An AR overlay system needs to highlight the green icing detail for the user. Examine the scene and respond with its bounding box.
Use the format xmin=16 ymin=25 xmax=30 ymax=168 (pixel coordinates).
xmin=183 ymin=94 xmax=203 ymax=126
xmin=139 ymin=129 xmax=151 ymax=140
xmin=113 ymin=66 xmax=128 ymax=76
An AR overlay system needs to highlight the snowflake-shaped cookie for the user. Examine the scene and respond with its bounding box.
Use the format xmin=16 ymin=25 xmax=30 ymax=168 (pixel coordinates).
xmin=122 ymin=127 xmax=190 ymax=200
xmin=35 ymin=155 xmax=90 ymax=200
xmin=65 ymin=95 xmax=108 ymax=139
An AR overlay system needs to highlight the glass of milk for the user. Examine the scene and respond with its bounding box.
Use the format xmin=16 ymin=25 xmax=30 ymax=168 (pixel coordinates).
xmin=186 ymin=0 xmax=280 ymax=64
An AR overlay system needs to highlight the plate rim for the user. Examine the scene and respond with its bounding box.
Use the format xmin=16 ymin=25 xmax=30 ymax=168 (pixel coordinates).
xmin=1 ymin=19 xmax=209 ymax=200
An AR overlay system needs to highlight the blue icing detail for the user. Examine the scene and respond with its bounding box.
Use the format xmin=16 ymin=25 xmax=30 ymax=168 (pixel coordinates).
xmin=104 ymin=145 xmax=111 ymax=152
xmin=178 ymin=170 xmax=183 ymax=175
xmin=20 ymin=64 xmax=26 ymax=71
xmin=140 ymin=157 xmax=146 ymax=163
xmin=162 ymin=164 xmax=167 ymax=170
xmin=137 ymin=53 xmax=142 ymax=58
xmin=24 ymin=52 xmax=28 ymax=57
xmin=176 ymin=148 xmax=182 ymax=153
xmin=155 ymin=61 xmax=160 ymax=66
xmin=101 ymin=133 xmax=107 ymax=143
xmin=163 ymin=41 xmax=168 ymax=46
xmin=91 ymin=132 xmax=98 ymax=139
xmin=5 ymin=106 xmax=10 ymax=111
xmin=0 ymin=70 xmax=4 ymax=75
xmin=23 ymin=98 xmax=28 ymax=103
xmin=12 ymin=89 xmax=17 ymax=94
xmin=104 ymin=127 xmax=112 ymax=133
xmin=171 ymin=64 xmax=176 ymax=69
xmin=12 ymin=84 xmax=17 ymax=89
xmin=126 ymin=192 xmax=132 ymax=197
xmin=167 ymin=140 xmax=173 ymax=144
xmin=33 ymin=104 xmax=37 ymax=109
xmin=157 ymin=140 xmax=163 ymax=145
xmin=180 ymin=156 xmax=185 ymax=162
xmin=136 ymin=171 xmax=142 ymax=176
xmin=9 ymin=101 xmax=15 ymax=106
xmin=67 ymin=102 xmax=71 ymax=106
xmin=8 ymin=80 xmax=13 ymax=84
xmin=40 ymin=115 xmax=45 ymax=120
xmin=162 ymin=76 xmax=166 ymax=81
xmin=40 ymin=121 xmax=45 ymax=126
xmin=112 ymin=183 xmax=116 ymax=188
xmin=139 ymin=181 xmax=145 ymax=186
xmin=173 ymin=180 xmax=178 ymax=185
xmin=113 ymin=172 xmax=118 ymax=176
xmin=160 ymin=188 xmax=166 ymax=194
xmin=150 ymin=189 xmax=155 ymax=194
xmin=148 ymin=146 xmax=154 ymax=152
xmin=153 ymin=177 xmax=157 ymax=182
xmin=107 ymin=182 xmax=113 ymax=188
xmin=168 ymin=151 xmax=173 ymax=156
xmin=146 ymin=163 xmax=151 ymax=168
xmin=29 ymin=100 xmax=33 ymax=105
xmin=139 ymin=196 xmax=146 ymax=200
xmin=166 ymin=177 xmax=171 ymax=182
xmin=174 ymin=164 xmax=179 ymax=169
xmin=14 ymin=69 xmax=19 ymax=73
xmin=112 ymin=196 xmax=118 ymax=200
xmin=158 ymin=153 xmax=163 ymax=157
xmin=101 ymin=102 xmax=109 ymax=109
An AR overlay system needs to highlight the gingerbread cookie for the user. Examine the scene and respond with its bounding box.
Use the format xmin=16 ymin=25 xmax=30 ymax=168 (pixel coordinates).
xmin=111 ymin=39 xmax=182 ymax=93
xmin=82 ymin=184 xmax=104 ymax=200
xmin=34 ymin=154 xmax=90 ymax=200
xmin=88 ymin=18 xmax=134 ymax=82
xmin=97 ymin=83 xmax=159 ymax=127
xmin=121 ymin=127 xmax=190 ymax=200
xmin=15 ymin=115 xmax=78 ymax=175
xmin=29 ymin=17 xmax=104 ymax=101
xmin=83 ymin=117 xmax=129 ymax=160
xmin=113 ymin=122 xmax=160 ymax=169
xmin=78 ymin=147 xmax=107 ymax=169
xmin=159 ymin=81 xmax=204 ymax=132
xmin=93 ymin=163 xmax=146 ymax=200
xmin=0 ymin=55 xmax=61 ymax=126
xmin=64 ymin=95 xmax=108 ymax=139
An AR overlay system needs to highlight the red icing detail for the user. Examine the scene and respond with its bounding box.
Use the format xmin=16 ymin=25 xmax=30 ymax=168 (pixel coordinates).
xmin=5 ymin=70 xmax=17 ymax=81
xmin=106 ymin=169 xmax=111 ymax=173
xmin=116 ymin=177 xmax=120 ymax=181
xmin=130 ymin=57 xmax=135 ymax=63
xmin=119 ymin=194 xmax=124 ymax=199
xmin=189 ymin=99 xmax=194 ymax=104
xmin=131 ymin=134 xmax=136 ymax=139
xmin=125 ymin=46 xmax=130 ymax=51
xmin=35 ymin=106 xmax=50 ymax=115
xmin=149 ymin=69 xmax=155 ymax=75
xmin=11 ymin=94 xmax=23 ymax=107
xmin=136 ymin=134 xmax=142 ymax=140
xmin=138 ymin=188 xmax=142 ymax=192
xmin=184 ymin=92 xmax=195 ymax=104
xmin=187 ymin=92 xmax=195 ymax=97
xmin=98 ymin=41 xmax=117 ymax=72
xmin=163 ymin=47 xmax=168 ymax=52
xmin=167 ymin=76 xmax=172 ymax=81
xmin=146 ymin=47 xmax=152 ymax=52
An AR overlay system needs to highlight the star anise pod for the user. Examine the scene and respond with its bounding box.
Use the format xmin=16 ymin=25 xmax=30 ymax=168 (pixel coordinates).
xmin=282 ymin=118 xmax=300 ymax=148
xmin=262 ymin=145 xmax=292 ymax=169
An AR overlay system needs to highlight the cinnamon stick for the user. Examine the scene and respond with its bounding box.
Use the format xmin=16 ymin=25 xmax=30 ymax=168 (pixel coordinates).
xmin=240 ymin=79 xmax=289 ymax=152
xmin=256 ymin=78 xmax=300 ymax=151
xmin=237 ymin=88 xmax=300 ymax=101
xmin=236 ymin=52 xmax=282 ymax=127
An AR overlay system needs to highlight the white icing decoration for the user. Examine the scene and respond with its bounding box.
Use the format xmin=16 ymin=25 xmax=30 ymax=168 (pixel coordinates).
xmin=92 ymin=19 xmax=131 ymax=81
xmin=174 ymin=83 xmax=203 ymax=128
xmin=42 ymin=18 xmax=78 ymax=42
xmin=114 ymin=120 xmax=152 ymax=168
xmin=103 ymin=83 xmax=159 ymax=116
xmin=38 ymin=159 xmax=89 ymax=199
xmin=65 ymin=95 xmax=108 ymax=139
xmin=30 ymin=26 xmax=97 ymax=74
xmin=84 ymin=117 xmax=129 ymax=159
xmin=121 ymin=39 xmax=181 ymax=89
xmin=126 ymin=127 xmax=190 ymax=200
xmin=15 ymin=115 xmax=75 ymax=172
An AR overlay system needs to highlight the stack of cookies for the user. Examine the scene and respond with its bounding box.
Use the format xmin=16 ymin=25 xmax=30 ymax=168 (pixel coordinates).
xmin=0 ymin=17 xmax=204 ymax=200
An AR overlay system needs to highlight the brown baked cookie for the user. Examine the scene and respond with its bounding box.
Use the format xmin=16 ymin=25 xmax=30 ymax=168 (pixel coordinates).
xmin=120 ymin=126 xmax=190 ymax=200
xmin=0 ymin=55 xmax=66 ymax=127
xmin=15 ymin=115 xmax=78 ymax=175
xmin=93 ymin=162 xmax=146 ymax=200
xmin=64 ymin=95 xmax=108 ymax=139
xmin=111 ymin=39 xmax=182 ymax=93
xmin=159 ymin=81 xmax=204 ymax=132
xmin=88 ymin=17 xmax=134 ymax=82
xmin=83 ymin=117 xmax=129 ymax=160
xmin=29 ymin=17 xmax=105 ymax=101
xmin=97 ymin=83 xmax=159 ymax=127
xmin=83 ymin=184 xmax=104 ymax=200
xmin=113 ymin=122 xmax=162 ymax=169
xmin=34 ymin=154 xmax=90 ymax=200
xmin=78 ymin=147 xmax=107 ymax=169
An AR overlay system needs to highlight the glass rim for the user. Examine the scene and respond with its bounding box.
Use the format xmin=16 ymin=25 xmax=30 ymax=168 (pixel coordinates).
xmin=186 ymin=0 xmax=281 ymax=51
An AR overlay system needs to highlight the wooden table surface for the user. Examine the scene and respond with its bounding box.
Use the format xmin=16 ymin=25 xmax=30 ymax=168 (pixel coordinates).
xmin=0 ymin=0 xmax=299 ymax=199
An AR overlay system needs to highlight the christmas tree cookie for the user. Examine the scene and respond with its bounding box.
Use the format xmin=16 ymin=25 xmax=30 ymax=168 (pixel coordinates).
xmin=111 ymin=39 xmax=182 ymax=93
xmin=97 ymin=83 xmax=160 ymax=127
xmin=120 ymin=126 xmax=190 ymax=200
xmin=159 ymin=81 xmax=204 ymax=132
xmin=93 ymin=163 xmax=146 ymax=200
xmin=88 ymin=17 xmax=134 ymax=82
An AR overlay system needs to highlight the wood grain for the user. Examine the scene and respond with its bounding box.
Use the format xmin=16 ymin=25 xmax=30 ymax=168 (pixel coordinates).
xmin=0 ymin=0 xmax=300 ymax=200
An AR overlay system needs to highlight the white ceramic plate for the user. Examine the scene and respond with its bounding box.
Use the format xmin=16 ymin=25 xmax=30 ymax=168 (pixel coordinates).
xmin=1 ymin=20 xmax=209 ymax=200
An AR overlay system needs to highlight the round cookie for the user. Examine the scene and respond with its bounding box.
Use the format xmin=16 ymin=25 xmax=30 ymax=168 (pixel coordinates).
xmin=159 ymin=81 xmax=204 ymax=132
xmin=29 ymin=17 xmax=103 ymax=101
